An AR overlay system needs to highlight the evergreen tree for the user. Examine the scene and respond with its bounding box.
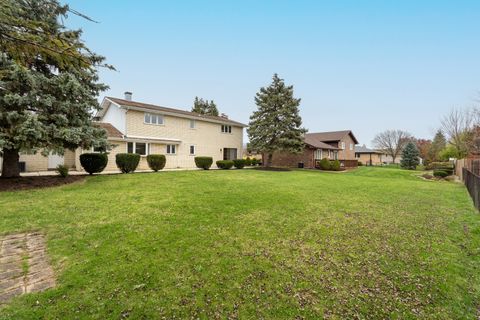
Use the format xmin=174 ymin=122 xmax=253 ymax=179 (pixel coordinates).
xmin=400 ymin=142 xmax=420 ymax=170
xmin=0 ymin=0 xmax=112 ymax=178
xmin=429 ymin=130 xmax=447 ymax=161
xmin=191 ymin=97 xmax=219 ymax=116
xmin=247 ymin=74 xmax=307 ymax=167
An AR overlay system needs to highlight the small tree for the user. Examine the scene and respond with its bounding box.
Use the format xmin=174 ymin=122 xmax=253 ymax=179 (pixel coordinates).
xmin=247 ymin=74 xmax=307 ymax=167
xmin=400 ymin=142 xmax=420 ymax=170
xmin=429 ymin=130 xmax=447 ymax=161
xmin=372 ymin=130 xmax=412 ymax=164
xmin=191 ymin=97 xmax=219 ymax=116
xmin=416 ymin=139 xmax=432 ymax=164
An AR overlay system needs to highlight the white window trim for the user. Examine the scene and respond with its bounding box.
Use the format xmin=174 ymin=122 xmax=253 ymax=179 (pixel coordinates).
xmin=189 ymin=145 xmax=196 ymax=155
xmin=221 ymin=125 xmax=232 ymax=134
xmin=144 ymin=112 xmax=165 ymax=126
xmin=166 ymin=144 xmax=177 ymax=155
xmin=350 ymin=143 xmax=353 ymax=151
xmin=341 ymin=142 xmax=345 ymax=150
xmin=127 ymin=142 xmax=149 ymax=156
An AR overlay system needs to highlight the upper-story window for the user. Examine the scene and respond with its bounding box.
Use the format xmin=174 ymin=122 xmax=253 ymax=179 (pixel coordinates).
xmin=350 ymin=143 xmax=353 ymax=151
xmin=144 ymin=112 xmax=164 ymax=125
xmin=190 ymin=119 xmax=196 ymax=129
xmin=341 ymin=142 xmax=345 ymax=149
xmin=221 ymin=125 xmax=232 ymax=133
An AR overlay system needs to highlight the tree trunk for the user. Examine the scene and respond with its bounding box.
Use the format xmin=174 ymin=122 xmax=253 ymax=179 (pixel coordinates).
xmin=1 ymin=148 xmax=20 ymax=178
xmin=392 ymin=155 xmax=396 ymax=164
xmin=265 ymin=153 xmax=273 ymax=167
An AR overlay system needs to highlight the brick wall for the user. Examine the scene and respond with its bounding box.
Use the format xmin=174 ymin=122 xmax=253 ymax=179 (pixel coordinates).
xmin=270 ymin=147 xmax=315 ymax=168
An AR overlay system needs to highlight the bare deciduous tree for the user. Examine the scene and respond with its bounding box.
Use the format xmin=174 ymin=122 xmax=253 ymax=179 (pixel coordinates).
xmin=372 ymin=130 xmax=412 ymax=163
xmin=440 ymin=107 xmax=480 ymax=158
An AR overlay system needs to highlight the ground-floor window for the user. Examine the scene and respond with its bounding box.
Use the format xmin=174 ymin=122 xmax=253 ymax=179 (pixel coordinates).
xmin=314 ymin=149 xmax=323 ymax=159
xmin=223 ymin=148 xmax=237 ymax=160
xmin=127 ymin=142 xmax=148 ymax=156
xmin=167 ymin=144 xmax=177 ymax=155
xmin=189 ymin=145 xmax=195 ymax=155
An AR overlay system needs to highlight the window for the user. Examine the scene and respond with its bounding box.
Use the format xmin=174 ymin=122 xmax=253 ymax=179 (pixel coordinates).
xmin=223 ymin=148 xmax=237 ymax=160
xmin=350 ymin=143 xmax=353 ymax=151
xmin=189 ymin=145 xmax=195 ymax=155
xmin=341 ymin=142 xmax=345 ymax=149
xmin=167 ymin=144 xmax=176 ymax=154
xmin=127 ymin=142 xmax=148 ymax=156
xmin=221 ymin=125 xmax=232 ymax=133
xmin=190 ymin=119 xmax=196 ymax=129
xmin=144 ymin=112 xmax=164 ymax=125
xmin=314 ymin=149 xmax=323 ymax=160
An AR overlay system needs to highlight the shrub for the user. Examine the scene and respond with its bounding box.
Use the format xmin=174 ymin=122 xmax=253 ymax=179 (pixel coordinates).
xmin=233 ymin=159 xmax=246 ymax=169
xmin=216 ymin=160 xmax=234 ymax=169
xmin=80 ymin=153 xmax=108 ymax=175
xmin=433 ymin=169 xmax=449 ymax=178
xmin=426 ymin=161 xmax=453 ymax=170
xmin=319 ymin=158 xmax=331 ymax=170
xmin=245 ymin=157 xmax=252 ymax=166
xmin=331 ymin=160 xmax=341 ymax=171
xmin=147 ymin=154 xmax=166 ymax=171
xmin=357 ymin=161 xmax=363 ymax=166
xmin=251 ymin=158 xmax=258 ymax=166
xmin=55 ymin=164 xmax=69 ymax=178
xmin=116 ymin=153 xmax=140 ymax=173
xmin=194 ymin=156 xmax=213 ymax=170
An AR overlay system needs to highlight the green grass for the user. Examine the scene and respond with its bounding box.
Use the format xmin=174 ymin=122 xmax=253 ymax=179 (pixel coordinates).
xmin=0 ymin=167 xmax=479 ymax=319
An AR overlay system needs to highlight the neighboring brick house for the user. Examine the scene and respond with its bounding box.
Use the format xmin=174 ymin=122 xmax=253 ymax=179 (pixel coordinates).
xmin=355 ymin=145 xmax=385 ymax=166
xmin=270 ymin=130 xmax=359 ymax=168
xmin=3 ymin=92 xmax=246 ymax=172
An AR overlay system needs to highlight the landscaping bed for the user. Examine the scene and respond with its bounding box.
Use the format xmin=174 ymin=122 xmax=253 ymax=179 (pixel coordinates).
xmin=0 ymin=175 xmax=84 ymax=192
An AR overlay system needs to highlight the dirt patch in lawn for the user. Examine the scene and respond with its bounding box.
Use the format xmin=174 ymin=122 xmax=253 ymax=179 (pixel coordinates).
xmin=0 ymin=175 xmax=84 ymax=192
xmin=0 ymin=232 xmax=56 ymax=306
xmin=253 ymin=167 xmax=292 ymax=172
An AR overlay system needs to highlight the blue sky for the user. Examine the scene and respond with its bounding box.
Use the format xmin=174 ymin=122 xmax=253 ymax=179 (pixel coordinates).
xmin=66 ymin=0 xmax=480 ymax=146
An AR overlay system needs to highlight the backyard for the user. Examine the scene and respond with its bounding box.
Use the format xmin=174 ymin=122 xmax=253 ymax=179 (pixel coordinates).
xmin=0 ymin=167 xmax=479 ymax=319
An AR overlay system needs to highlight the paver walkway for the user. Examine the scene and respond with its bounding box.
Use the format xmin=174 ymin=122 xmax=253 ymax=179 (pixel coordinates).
xmin=0 ymin=232 xmax=55 ymax=305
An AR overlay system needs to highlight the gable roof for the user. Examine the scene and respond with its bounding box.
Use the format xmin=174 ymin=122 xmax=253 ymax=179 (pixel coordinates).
xmin=355 ymin=145 xmax=383 ymax=154
xmin=104 ymin=97 xmax=247 ymax=127
xmin=95 ymin=122 xmax=123 ymax=139
xmin=305 ymin=130 xmax=359 ymax=144
xmin=304 ymin=135 xmax=340 ymax=150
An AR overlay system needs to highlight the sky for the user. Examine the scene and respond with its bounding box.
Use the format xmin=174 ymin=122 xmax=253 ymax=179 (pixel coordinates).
xmin=65 ymin=0 xmax=480 ymax=146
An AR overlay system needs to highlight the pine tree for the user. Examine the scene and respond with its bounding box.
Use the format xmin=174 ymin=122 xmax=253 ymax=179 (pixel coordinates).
xmin=0 ymin=0 xmax=112 ymax=178
xmin=400 ymin=142 xmax=420 ymax=170
xmin=247 ymin=74 xmax=307 ymax=167
xmin=191 ymin=97 xmax=219 ymax=116
xmin=206 ymin=100 xmax=219 ymax=116
xmin=429 ymin=130 xmax=447 ymax=161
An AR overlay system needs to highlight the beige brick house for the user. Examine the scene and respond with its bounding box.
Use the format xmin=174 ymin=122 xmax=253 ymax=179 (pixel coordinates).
xmin=270 ymin=130 xmax=359 ymax=168
xmin=7 ymin=93 xmax=246 ymax=172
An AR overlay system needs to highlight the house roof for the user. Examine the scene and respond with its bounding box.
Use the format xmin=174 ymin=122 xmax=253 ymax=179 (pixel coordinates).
xmin=105 ymin=97 xmax=247 ymax=127
xmin=355 ymin=145 xmax=383 ymax=154
xmin=95 ymin=122 xmax=123 ymax=139
xmin=305 ymin=130 xmax=359 ymax=144
xmin=304 ymin=135 xmax=340 ymax=150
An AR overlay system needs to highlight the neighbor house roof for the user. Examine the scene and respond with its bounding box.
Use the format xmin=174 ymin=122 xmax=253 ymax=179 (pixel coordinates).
xmin=304 ymin=135 xmax=340 ymax=150
xmin=355 ymin=145 xmax=383 ymax=154
xmin=104 ymin=97 xmax=247 ymax=127
xmin=95 ymin=122 xmax=123 ymax=139
xmin=305 ymin=130 xmax=359 ymax=144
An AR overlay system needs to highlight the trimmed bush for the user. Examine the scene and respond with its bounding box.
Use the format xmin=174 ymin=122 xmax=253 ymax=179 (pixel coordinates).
xmin=319 ymin=158 xmax=331 ymax=170
xmin=216 ymin=160 xmax=234 ymax=169
xmin=331 ymin=160 xmax=341 ymax=171
xmin=80 ymin=153 xmax=108 ymax=175
xmin=233 ymin=159 xmax=246 ymax=169
xmin=147 ymin=154 xmax=166 ymax=171
xmin=251 ymin=158 xmax=258 ymax=166
xmin=116 ymin=153 xmax=140 ymax=173
xmin=357 ymin=161 xmax=363 ymax=166
xmin=55 ymin=164 xmax=69 ymax=178
xmin=433 ymin=169 xmax=449 ymax=178
xmin=194 ymin=156 xmax=213 ymax=170
xmin=245 ymin=157 xmax=252 ymax=166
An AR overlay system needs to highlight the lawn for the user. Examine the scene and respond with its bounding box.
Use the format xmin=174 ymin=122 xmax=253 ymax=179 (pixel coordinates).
xmin=0 ymin=167 xmax=479 ymax=319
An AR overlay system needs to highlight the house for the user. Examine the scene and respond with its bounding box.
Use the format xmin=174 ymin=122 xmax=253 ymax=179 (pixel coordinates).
xmin=8 ymin=92 xmax=247 ymax=172
xmin=354 ymin=145 xmax=385 ymax=165
xmin=269 ymin=130 xmax=359 ymax=168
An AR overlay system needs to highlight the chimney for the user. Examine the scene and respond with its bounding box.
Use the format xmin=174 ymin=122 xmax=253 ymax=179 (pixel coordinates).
xmin=124 ymin=91 xmax=132 ymax=101
xmin=220 ymin=113 xmax=228 ymax=119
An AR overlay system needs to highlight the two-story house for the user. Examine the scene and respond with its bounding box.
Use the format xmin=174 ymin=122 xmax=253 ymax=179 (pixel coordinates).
xmin=269 ymin=130 xmax=359 ymax=168
xmin=13 ymin=93 xmax=246 ymax=172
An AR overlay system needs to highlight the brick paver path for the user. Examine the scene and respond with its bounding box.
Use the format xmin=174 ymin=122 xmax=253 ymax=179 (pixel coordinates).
xmin=0 ymin=232 xmax=55 ymax=305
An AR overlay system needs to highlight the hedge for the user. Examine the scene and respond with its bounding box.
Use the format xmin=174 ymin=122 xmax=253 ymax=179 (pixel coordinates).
xmin=245 ymin=157 xmax=252 ymax=166
xmin=233 ymin=159 xmax=246 ymax=169
xmin=251 ymin=158 xmax=258 ymax=166
xmin=433 ymin=169 xmax=449 ymax=178
xmin=216 ymin=160 xmax=234 ymax=169
xmin=331 ymin=160 xmax=341 ymax=171
xmin=318 ymin=158 xmax=331 ymax=170
xmin=147 ymin=154 xmax=166 ymax=171
xmin=194 ymin=156 xmax=213 ymax=170
xmin=116 ymin=153 xmax=141 ymax=173
xmin=80 ymin=153 xmax=108 ymax=175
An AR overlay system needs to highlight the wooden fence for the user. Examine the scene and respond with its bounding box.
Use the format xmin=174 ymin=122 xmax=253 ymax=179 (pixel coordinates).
xmin=463 ymin=167 xmax=480 ymax=210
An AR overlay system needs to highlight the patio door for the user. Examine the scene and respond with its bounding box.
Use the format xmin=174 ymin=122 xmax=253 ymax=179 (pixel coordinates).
xmin=223 ymin=148 xmax=237 ymax=160
xmin=48 ymin=153 xmax=64 ymax=169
